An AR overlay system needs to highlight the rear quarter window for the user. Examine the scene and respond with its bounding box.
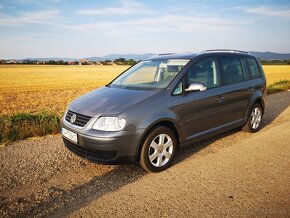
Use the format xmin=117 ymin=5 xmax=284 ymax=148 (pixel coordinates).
xmin=240 ymin=58 xmax=250 ymax=80
xmin=247 ymin=57 xmax=261 ymax=79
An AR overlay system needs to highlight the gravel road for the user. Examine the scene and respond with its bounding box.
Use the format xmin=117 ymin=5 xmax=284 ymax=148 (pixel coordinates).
xmin=1 ymin=91 xmax=290 ymax=217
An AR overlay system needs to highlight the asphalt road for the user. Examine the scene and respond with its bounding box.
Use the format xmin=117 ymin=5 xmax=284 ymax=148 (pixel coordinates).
xmin=1 ymin=91 xmax=290 ymax=217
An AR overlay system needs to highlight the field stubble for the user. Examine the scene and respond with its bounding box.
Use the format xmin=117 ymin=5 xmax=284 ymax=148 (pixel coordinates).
xmin=0 ymin=65 xmax=128 ymax=115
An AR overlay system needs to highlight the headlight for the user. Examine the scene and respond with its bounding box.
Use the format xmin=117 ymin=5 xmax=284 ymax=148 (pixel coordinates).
xmin=92 ymin=117 xmax=126 ymax=131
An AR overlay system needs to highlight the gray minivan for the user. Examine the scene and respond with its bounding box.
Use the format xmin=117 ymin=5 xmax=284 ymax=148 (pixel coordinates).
xmin=61 ymin=50 xmax=266 ymax=172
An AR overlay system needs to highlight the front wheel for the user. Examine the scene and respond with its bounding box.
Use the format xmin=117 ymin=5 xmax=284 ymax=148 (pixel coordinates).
xmin=242 ymin=103 xmax=263 ymax=133
xmin=140 ymin=126 xmax=177 ymax=172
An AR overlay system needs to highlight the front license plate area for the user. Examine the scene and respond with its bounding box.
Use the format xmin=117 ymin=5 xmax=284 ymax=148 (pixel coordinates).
xmin=62 ymin=127 xmax=78 ymax=143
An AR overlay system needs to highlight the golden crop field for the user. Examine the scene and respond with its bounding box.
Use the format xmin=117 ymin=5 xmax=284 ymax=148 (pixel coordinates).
xmin=0 ymin=65 xmax=128 ymax=115
xmin=263 ymin=65 xmax=290 ymax=84
xmin=0 ymin=64 xmax=289 ymax=116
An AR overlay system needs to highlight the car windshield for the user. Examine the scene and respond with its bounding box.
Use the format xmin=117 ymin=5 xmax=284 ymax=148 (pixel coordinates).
xmin=110 ymin=59 xmax=189 ymax=90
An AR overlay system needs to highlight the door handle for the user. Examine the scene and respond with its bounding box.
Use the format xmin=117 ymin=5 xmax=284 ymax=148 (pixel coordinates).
xmin=248 ymin=87 xmax=255 ymax=92
xmin=217 ymin=96 xmax=225 ymax=103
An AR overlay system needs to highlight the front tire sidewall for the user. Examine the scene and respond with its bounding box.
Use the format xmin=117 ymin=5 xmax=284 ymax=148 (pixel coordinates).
xmin=140 ymin=127 xmax=177 ymax=172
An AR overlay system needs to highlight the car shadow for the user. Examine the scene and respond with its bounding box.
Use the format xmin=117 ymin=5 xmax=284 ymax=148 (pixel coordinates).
xmin=17 ymin=165 xmax=146 ymax=217
xmin=19 ymin=92 xmax=290 ymax=217
xmin=262 ymin=91 xmax=290 ymax=127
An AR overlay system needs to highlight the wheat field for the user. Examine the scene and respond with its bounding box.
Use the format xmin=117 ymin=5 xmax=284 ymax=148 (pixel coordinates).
xmin=0 ymin=65 xmax=128 ymax=115
xmin=263 ymin=65 xmax=290 ymax=84
xmin=0 ymin=65 xmax=289 ymax=115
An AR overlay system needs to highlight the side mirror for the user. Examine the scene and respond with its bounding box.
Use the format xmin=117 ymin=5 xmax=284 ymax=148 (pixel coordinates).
xmin=185 ymin=83 xmax=207 ymax=92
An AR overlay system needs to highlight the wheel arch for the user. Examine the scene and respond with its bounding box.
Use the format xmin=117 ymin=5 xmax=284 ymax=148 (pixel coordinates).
xmin=136 ymin=119 xmax=181 ymax=161
xmin=255 ymin=98 xmax=264 ymax=113
xmin=246 ymin=89 xmax=265 ymax=119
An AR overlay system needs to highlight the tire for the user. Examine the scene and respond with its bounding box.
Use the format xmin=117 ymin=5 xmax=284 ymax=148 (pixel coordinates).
xmin=140 ymin=126 xmax=177 ymax=172
xmin=242 ymin=103 xmax=263 ymax=133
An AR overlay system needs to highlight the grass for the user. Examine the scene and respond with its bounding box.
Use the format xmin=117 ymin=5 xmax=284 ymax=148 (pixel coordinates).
xmin=0 ymin=64 xmax=290 ymax=143
xmin=0 ymin=112 xmax=59 ymax=143
xmin=267 ymin=80 xmax=290 ymax=94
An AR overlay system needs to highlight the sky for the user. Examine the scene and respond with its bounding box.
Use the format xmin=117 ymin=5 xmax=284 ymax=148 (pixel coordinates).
xmin=0 ymin=0 xmax=290 ymax=59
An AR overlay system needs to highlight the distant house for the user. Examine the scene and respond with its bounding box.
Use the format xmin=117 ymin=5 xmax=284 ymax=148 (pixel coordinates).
xmin=6 ymin=60 xmax=16 ymax=64
xmin=68 ymin=61 xmax=75 ymax=65
xmin=79 ymin=59 xmax=91 ymax=65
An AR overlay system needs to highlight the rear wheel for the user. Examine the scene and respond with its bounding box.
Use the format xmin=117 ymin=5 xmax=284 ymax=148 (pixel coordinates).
xmin=242 ymin=103 xmax=263 ymax=133
xmin=140 ymin=126 xmax=177 ymax=172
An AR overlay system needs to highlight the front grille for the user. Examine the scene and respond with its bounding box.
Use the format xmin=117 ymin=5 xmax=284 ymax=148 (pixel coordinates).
xmin=63 ymin=138 xmax=117 ymax=161
xmin=65 ymin=110 xmax=91 ymax=127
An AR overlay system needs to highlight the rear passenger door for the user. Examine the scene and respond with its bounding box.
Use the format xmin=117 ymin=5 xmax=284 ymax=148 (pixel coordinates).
xmin=218 ymin=55 xmax=252 ymax=124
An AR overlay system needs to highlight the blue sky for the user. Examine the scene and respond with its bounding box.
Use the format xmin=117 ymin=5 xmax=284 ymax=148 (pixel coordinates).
xmin=0 ymin=0 xmax=290 ymax=58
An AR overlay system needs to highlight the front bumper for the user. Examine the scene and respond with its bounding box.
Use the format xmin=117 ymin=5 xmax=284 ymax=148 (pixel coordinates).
xmin=61 ymin=120 xmax=144 ymax=164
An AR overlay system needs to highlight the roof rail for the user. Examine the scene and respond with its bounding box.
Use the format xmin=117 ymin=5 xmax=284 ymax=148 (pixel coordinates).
xmin=202 ymin=49 xmax=249 ymax=54
xmin=158 ymin=53 xmax=176 ymax=56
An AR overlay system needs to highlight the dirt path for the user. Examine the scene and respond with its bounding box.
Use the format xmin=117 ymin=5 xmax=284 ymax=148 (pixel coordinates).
xmin=1 ymin=91 xmax=290 ymax=217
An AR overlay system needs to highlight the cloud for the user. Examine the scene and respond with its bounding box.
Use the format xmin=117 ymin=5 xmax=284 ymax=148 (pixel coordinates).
xmin=243 ymin=5 xmax=290 ymax=19
xmin=0 ymin=4 xmax=3 ymax=10
xmin=69 ymin=14 xmax=247 ymax=37
xmin=0 ymin=10 xmax=61 ymax=26
xmin=78 ymin=0 xmax=152 ymax=16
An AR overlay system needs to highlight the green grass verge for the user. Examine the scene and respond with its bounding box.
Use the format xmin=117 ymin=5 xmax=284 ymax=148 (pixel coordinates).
xmin=267 ymin=80 xmax=290 ymax=94
xmin=0 ymin=112 xmax=60 ymax=144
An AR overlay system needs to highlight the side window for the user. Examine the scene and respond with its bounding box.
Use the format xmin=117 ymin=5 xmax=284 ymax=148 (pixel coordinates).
xmin=240 ymin=58 xmax=250 ymax=80
xmin=220 ymin=56 xmax=244 ymax=85
xmin=172 ymin=81 xmax=183 ymax=95
xmin=247 ymin=58 xmax=260 ymax=79
xmin=187 ymin=57 xmax=220 ymax=89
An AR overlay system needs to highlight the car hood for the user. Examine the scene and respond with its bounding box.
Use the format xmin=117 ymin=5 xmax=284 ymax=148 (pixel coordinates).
xmin=69 ymin=86 xmax=159 ymax=117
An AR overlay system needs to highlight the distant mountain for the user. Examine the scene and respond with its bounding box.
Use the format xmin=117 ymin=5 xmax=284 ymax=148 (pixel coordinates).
xmin=81 ymin=52 xmax=290 ymax=61
xmin=18 ymin=57 xmax=77 ymax=62
xmin=87 ymin=53 xmax=155 ymax=62
xmin=16 ymin=53 xmax=155 ymax=62
xmin=249 ymin=52 xmax=290 ymax=60
xmin=103 ymin=53 xmax=155 ymax=61
xmin=9 ymin=52 xmax=290 ymax=62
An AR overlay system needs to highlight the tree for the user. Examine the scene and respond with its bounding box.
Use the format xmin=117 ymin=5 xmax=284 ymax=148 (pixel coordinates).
xmin=114 ymin=58 xmax=126 ymax=63
xmin=124 ymin=59 xmax=137 ymax=65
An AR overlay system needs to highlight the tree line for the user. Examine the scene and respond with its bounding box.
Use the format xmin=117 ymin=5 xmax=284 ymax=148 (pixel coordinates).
xmin=260 ymin=59 xmax=290 ymax=65
xmin=1 ymin=58 xmax=290 ymax=65
xmin=0 ymin=58 xmax=139 ymax=65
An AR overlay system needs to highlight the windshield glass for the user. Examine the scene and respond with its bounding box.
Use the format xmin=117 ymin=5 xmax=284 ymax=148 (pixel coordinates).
xmin=110 ymin=59 xmax=189 ymax=89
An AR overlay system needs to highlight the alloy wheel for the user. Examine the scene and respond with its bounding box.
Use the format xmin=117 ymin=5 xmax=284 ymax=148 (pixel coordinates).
xmin=250 ymin=107 xmax=262 ymax=129
xmin=148 ymin=134 xmax=173 ymax=167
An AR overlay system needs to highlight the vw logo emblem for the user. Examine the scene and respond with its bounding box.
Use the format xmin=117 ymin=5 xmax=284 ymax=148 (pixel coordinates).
xmin=70 ymin=114 xmax=77 ymax=124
